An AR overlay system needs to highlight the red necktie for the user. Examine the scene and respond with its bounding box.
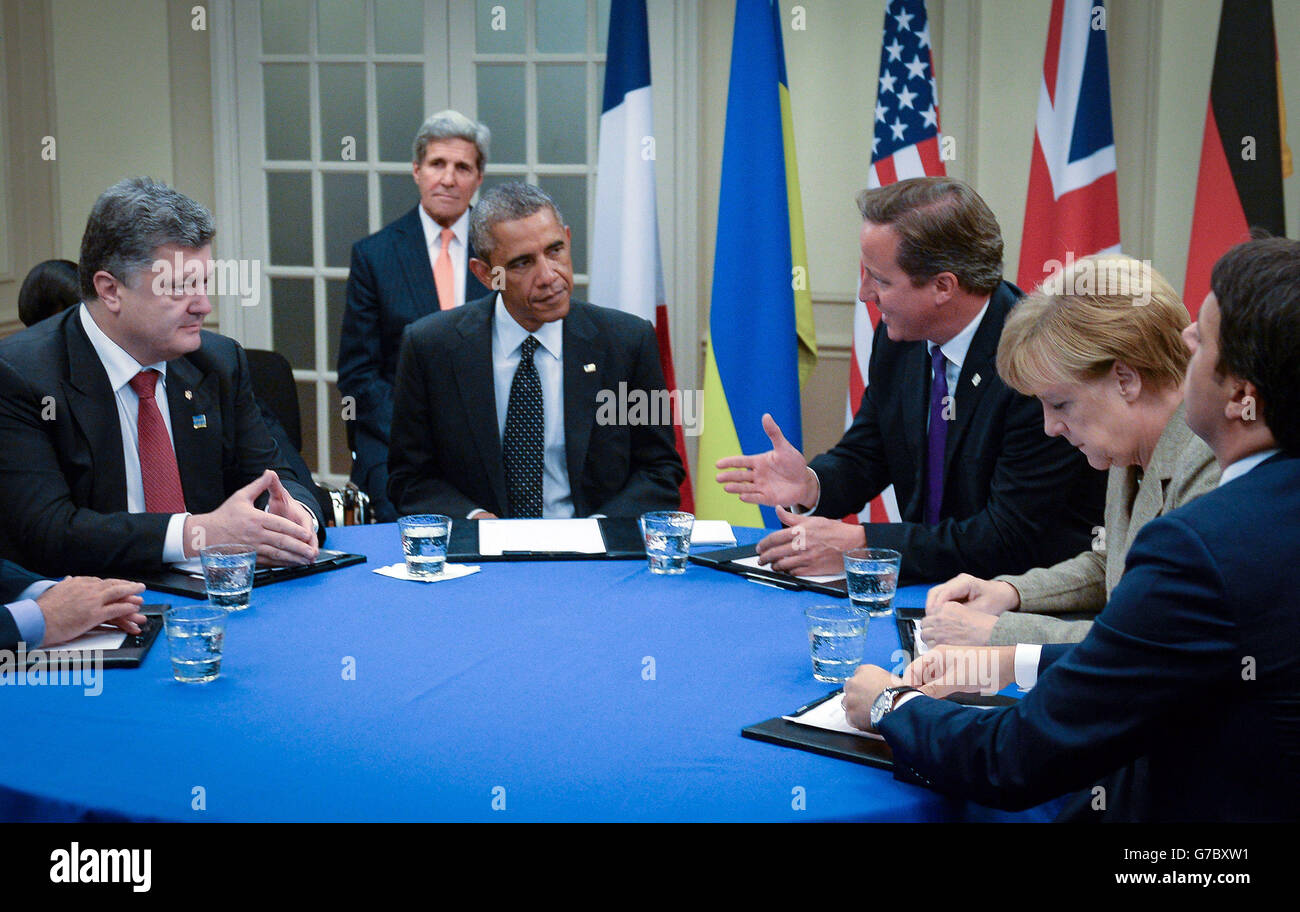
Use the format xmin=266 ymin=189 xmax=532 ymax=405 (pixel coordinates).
xmin=128 ymin=370 xmax=187 ymax=513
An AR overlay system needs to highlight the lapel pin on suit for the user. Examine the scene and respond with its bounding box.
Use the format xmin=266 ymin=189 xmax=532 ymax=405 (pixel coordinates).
xmin=583 ymin=363 xmax=596 ymax=373
xmin=184 ymin=390 xmax=193 ymax=400
xmin=971 ymin=373 xmax=981 ymax=387
xmin=193 ymin=414 xmax=207 ymax=429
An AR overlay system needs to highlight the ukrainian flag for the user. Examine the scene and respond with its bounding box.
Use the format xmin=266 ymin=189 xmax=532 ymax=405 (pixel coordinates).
xmin=697 ymin=0 xmax=817 ymax=528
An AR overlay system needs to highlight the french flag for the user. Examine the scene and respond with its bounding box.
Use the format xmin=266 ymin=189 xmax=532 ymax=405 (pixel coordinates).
xmin=1016 ymin=0 xmax=1121 ymax=291
xmin=589 ymin=0 xmax=693 ymax=511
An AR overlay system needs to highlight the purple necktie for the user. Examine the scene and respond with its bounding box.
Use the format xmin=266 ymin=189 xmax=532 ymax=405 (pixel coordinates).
xmin=926 ymin=346 xmax=948 ymax=525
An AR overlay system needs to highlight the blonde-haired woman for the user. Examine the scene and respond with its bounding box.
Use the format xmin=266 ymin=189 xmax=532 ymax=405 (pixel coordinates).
xmin=922 ymin=255 xmax=1218 ymax=647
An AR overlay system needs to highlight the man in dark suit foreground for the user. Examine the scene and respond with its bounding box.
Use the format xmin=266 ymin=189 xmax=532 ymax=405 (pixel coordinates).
xmin=0 ymin=564 xmax=145 ymax=653
xmin=717 ymin=177 xmax=1104 ymax=582
xmin=388 ymin=182 xmax=684 ymax=519
xmin=0 ymin=177 xmax=325 ymax=577
xmin=338 ymin=110 xmax=492 ymax=521
xmin=844 ymin=237 xmax=1300 ymax=822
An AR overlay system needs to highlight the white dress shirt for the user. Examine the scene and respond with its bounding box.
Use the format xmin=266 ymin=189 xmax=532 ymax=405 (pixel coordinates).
xmin=418 ymin=205 xmax=471 ymax=309
xmin=1011 ymin=446 xmax=1282 ymax=689
xmin=485 ymin=294 xmax=574 ymax=518
xmin=80 ymin=305 xmax=189 ymax=562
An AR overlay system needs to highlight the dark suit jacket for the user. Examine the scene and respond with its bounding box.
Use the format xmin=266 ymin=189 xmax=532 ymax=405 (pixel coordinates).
xmin=338 ymin=206 xmax=490 ymax=521
xmin=881 ymin=453 xmax=1300 ymax=822
xmin=388 ymin=295 xmax=684 ymax=518
xmin=0 ymin=307 xmax=326 ymax=577
xmin=810 ymin=281 xmax=1105 ymax=583
xmin=0 ymin=560 xmax=47 ymax=651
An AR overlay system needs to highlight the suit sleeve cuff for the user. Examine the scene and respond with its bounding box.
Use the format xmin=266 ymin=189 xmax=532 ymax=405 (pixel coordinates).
xmin=163 ymin=513 xmax=190 ymax=563
xmin=1014 ymin=644 xmax=1043 ymax=691
xmin=786 ymin=468 xmax=822 ymax=515
xmin=9 ymin=596 xmax=50 ymax=648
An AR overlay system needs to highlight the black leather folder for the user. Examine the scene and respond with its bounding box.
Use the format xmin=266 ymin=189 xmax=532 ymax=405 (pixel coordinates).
xmin=689 ymin=544 xmax=849 ymax=596
xmin=128 ymin=549 xmax=366 ymax=599
xmin=743 ymin=690 xmax=1018 ymax=769
xmin=447 ymin=517 xmax=646 ymax=561
xmin=20 ymin=605 xmax=167 ymax=669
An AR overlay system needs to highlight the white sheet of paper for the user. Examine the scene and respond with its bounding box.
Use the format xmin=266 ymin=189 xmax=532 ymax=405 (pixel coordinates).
xmin=373 ymin=562 xmax=481 ymax=583
xmin=32 ymin=627 xmax=128 ymax=654
xmin=732 ymin=553 xmax=845 ymax=584
xmin=477 ymin=519 xmax=606 ymax=556
xmin=784 ymin=694 xmax=884 ymax=741
xmin=689 ymin=521 xmax=735 ymax=545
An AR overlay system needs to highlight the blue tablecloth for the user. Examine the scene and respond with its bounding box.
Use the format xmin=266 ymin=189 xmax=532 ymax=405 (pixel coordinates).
xmin=0 ymin=525 xmax=1048 ymax=821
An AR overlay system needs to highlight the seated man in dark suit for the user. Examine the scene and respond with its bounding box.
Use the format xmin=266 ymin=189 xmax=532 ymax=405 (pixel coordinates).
xmin=717 ymin=177 xmax=1105 ymax=582
xmin=0 ymin=562 xmax=145 ymax=652
xmin=843 ymin=237 xmax=1300 ymax=822
xmin=0 ymin=177 xmax=325 ymax=577
xmin=338 ymin=110 xmax=492 ymax=521
xmin=388 ymin=182 xmax=684 ymax=519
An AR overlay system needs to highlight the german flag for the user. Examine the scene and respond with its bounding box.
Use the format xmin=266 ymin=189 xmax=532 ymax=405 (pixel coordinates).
xmin=1184 ymin=0 xmax=1291 ymax=318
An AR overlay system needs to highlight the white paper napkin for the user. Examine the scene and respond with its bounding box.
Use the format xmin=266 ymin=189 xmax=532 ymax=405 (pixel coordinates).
xmin=372 ymin=562 xmax=481 ymax=583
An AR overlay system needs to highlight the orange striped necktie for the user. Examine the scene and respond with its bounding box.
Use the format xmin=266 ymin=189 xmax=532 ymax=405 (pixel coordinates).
xmin=434 ymin=227 xmax=456 ymax=310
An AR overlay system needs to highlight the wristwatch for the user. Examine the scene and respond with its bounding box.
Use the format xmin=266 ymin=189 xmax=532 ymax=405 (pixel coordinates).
xmin=869 ymin=685 xmax=921 ymax=729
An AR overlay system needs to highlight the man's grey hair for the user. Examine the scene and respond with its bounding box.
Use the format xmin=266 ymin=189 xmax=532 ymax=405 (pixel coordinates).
xmin=469 ymin=182 xmax=566 ymax=261
xmin=412 ymin=109 xmax=491 ymax=171
xmin=79 ymin=177 xmax=215 ymax=299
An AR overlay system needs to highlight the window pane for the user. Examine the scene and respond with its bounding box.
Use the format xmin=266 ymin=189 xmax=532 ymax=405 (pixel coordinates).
xmin=597 ymin=0 xmax=610 ymax=53
xmin=267 ymin=172 xmax=314 ymax=266
xmin=326 ymin=279 xmax=347 ymax=366
xmin=376 ymin=65 xmax=423 ymax=162
xmin=476 ymin=65 xmax=526 ymax=163
xmin=381 ymin=173 xmax=416 ymax=226
xmin=297 ymin=380 xmax=320 ymax=472
xmin=323 ymin=173 xmax=369 ymax=268
xmin=317 ymin=0 xmax=365 ymax=53
xmin=375 ymin=0 xmax=423 ymax=54
xmin=320 ymin=64 xmax=367 ymax=162
xmin=536 ymin=64 xmax=585 ymax=164
xmin=271 ymin=278 xmax=316 ymax=369
xmin=264 ymin=64 xmax=310 ymax=160
xmin=536 ymin=0 xmax=585 ymax=53
xmin=262 ymin=0 xmax=310 ymax=53
xmin=327 ymin=383 xmax=352 ymax=476
xmin=539 ymin=175 xmax=587 ymax=275
xmin=476 ymin=0 xmax=525 ymax=53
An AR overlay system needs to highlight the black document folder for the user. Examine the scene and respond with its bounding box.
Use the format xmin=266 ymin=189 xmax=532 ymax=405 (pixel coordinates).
xmin=743 ymin=690 xmax=1018 ymax=770
xmin=689 ymin=544 xmax=849 ymax=596
xmin=128 ymin=549 xmax=366 ymax=598
xmin=19 ymin=605 xmax=167 ymax=670
xmin=447 ymin=517 xmax=646 ymax=561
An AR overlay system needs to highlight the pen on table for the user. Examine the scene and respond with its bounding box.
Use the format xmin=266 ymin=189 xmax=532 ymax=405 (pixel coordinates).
xmin=793 ymin=690 xmax=843 ymax=715
xmin=741 ymin=572 xmax=801 ymax=591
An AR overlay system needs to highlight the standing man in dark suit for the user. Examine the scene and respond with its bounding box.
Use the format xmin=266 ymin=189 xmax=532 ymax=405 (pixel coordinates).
xmin=0 ymin=177 xmax=325 ymax=578
xmin=0 ymin=564 xmax=146 ymax=652
xmin=338 ymin=110 xmax=492 ymax=521
xmin=388 ymin=182 xmax=684 ymax=519
xmin=717 ymin=177 xmax=1104 ymax=582
xmin=844 ymin=237 xmax=1300 ymax=821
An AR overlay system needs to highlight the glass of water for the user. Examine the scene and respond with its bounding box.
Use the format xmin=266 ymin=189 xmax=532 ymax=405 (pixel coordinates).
xmin=804 ymin=604 xmax=869 ymax=683
xmin=399 ymin=514 xmax=452 ymax=578
xmin=843 ymin=548 xmax=902 ymax=616
xmin=200 ymin=544 xmax=257 ymax=612
xmin=164 ymin=605 xmax=227 ymax=683
xmin=640 ymin=511 xmax=694 ymax=575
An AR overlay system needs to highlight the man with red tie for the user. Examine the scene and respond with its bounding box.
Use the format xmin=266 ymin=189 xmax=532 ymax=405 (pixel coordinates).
xmin=0 ymin=177 xmax=325 ymax=577
xmin=338 ymin=110 xmax=493 ymax=522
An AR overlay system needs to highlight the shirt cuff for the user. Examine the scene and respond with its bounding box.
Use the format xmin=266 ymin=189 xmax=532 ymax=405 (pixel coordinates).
xmin=894 ymin=690 xmax=925 ymax=710
xmin=786 ymin=467 xmax=822 ymax=515
xmin=163 ymin=513 xmax=190 ymax=563
xmin=467 ymin=508 xmax=489 ymax=520
xmin=1014 ymin=644 xmax=1043 ymax=691
xmin=10 ymin=587 xmax=54 ymax=648
xmin=260 ymin=499 xmax=320 ymax=535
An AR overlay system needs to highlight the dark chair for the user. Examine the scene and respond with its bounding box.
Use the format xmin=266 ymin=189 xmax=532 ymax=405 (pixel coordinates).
xmin=245 ymin=349 xmax=302 ymax=452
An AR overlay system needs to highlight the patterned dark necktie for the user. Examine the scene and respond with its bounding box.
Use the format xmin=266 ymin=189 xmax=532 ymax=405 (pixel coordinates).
xmin=503 ymin=335 xmax=544 ymax=518
xmin=926 ymin=346 xmax=948 ymax=526
xmin=128 ymin=369 xmax=187 ymax=513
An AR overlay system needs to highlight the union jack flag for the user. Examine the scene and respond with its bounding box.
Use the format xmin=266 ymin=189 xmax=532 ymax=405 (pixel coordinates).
xmin=848 ymin=0 xmax=944 ymax=524
xmin=1016 ymin=0 xmax=1121 ymax=290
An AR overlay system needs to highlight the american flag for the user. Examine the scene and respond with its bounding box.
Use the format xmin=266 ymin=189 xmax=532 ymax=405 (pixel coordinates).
xmin=1016 ymin=0 xmax=1120 ymax=291
xmin=847 ymin=0 xmax=945 ymax=524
